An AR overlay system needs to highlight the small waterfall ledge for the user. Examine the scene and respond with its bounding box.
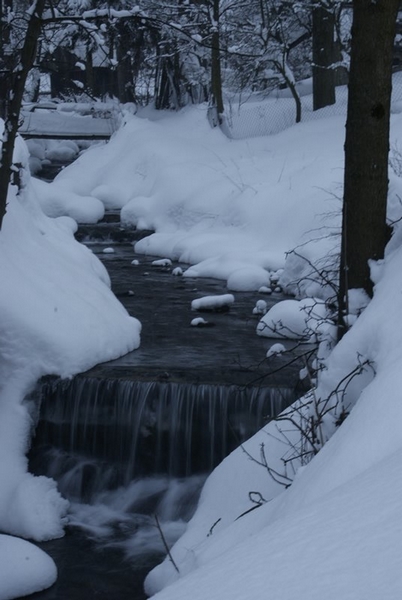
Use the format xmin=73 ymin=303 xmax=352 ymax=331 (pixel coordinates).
xmin=29 ymin=375 xmax=297 ymax=503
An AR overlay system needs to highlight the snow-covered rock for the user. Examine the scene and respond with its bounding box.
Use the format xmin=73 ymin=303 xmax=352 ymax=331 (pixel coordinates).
xmin=191 ymin=294 xmax=235 ymax=311
xmin=256 ymin=297 xmax=327 ymax=340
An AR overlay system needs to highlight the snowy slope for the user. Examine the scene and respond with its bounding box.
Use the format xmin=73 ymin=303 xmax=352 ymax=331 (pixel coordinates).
xmin=0 ymin=134 xmax=141 ymax=598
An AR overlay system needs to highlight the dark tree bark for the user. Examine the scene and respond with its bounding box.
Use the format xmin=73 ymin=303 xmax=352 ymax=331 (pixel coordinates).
xmin=338 ymin=0 xmax=399 ymax=336
xmin=0 ymin=0 xmax=14 ymax=119
xmin=0 ymin=0 xmax=46 ymax=229
xmin=210 ymin=0 xmax=224 ymax=121
xmin=116 ymin=22 xmax=136 ymax=104
xmin=312 ymin=5 xmax=336 ymax=111
xmin=85 ymin=43 xmax=94 ymax=94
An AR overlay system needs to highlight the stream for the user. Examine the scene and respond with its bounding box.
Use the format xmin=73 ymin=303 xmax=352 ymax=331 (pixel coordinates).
xmin=24 ymin=203 xmax=309 ymax=599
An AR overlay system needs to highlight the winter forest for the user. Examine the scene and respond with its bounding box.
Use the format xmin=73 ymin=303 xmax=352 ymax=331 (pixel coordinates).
xmin=1 ymin=1 xmax=402 ymax=599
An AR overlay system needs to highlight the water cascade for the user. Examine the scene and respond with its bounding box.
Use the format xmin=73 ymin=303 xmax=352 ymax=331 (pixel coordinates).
xmin=30 ymin=376 xmax=295 ymax=504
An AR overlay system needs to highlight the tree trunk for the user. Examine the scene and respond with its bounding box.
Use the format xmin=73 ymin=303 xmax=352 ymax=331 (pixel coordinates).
xmin=85 ymin=44 xmax=94 ymax=95
xmin=338 ymin=0 xmax=399 ymax=336
xmin=210 ymin=0 xmax=224 ymax=121
xmin=116 ymin=23 xmax=136 ymax=105
xmin=0 ymin=0 xmax=46 ymax=230
xmin=0 ymin=0 xmax=14 ymax=119
xmin=312 ymin=6 xmax=336 ymax=111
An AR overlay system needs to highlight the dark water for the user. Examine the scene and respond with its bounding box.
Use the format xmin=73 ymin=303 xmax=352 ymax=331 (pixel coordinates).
xmin=25 ymin=529 xmax=154 ymax=600
xmin=23 ymin=208 xmax=310 ymax=599
xmin=26 ymin=374 xmax=297 ymax=600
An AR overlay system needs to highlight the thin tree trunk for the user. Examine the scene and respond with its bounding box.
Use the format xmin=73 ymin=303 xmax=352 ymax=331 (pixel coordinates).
xmin=0 ymin=0 xmax=46 ymax=229
xmin=312 ymin=6 xmax=336 ymax=111
xmin=210 ymin=0 xmax=224 ymax=121
xmin=338 ymin=0 xmax=399 ymax=337
xmin=85 ymin=43 xmax=94 ymax=95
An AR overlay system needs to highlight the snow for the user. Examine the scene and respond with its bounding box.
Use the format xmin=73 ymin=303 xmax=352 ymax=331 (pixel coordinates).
xmin=258 ymin=285 xmax=272 ymax=294
xmin=145 ymin=449 xmax=402 ymax=600
xmin=191 ymin=294 xmax=235 ymax=311
xmin=252 ymin=299 xmax=267 ymax=315
xmin=3 ymin=80 xmax=402 ymax=599
xmin=256 ymin=297 xmax=328 ymax=340
xmin=266 ymin=342 xmax=286 ymax=357
xmin=0 ymin=535 xmax=57 ymax=600
xmin=190 ymin=317 xmax=210 ymax=327
xmin=49 ymin=104 xmax=345 ymax=289
xmin=227 ymin=265 xmax=270 ymax=291
xmin=19 ymin=106 xmax=119 ymax=139
xmin=144 ymin=228 xmax=402 ymax=600
xmin=91 ymin=183 xmax=127 ymax=210
xmin=152 ymin=258 xmax=172 ymax=267
xmin=32 ymin=177 xmax=104 ymax=223
xmin=0 ymin=128 xmax=141 ymax=598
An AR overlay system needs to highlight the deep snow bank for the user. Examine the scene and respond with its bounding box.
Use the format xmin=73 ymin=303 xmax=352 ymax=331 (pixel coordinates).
xmin=0 ymin=184 xmax=141 ymax=539
xmin=0 ymin=134 xmax=141 ymax=597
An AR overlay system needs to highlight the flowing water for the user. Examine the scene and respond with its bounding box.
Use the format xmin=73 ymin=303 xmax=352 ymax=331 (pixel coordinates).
xmin=27 ymin=376 xmax=297 ymax=599
xmin=29 ymin=375 xmax=295 ymax=541
xmin=24 ymin=201 xmax=309 ymax=599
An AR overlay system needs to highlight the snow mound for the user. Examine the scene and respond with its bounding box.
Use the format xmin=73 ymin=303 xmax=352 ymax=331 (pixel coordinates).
xmin=227 ymin=266 xmax=270 ymax=291
xmin=256 ymin=297 xmax=328 ymax=340
xmin=0 ymin=139 xmax=141 ymax=548
xmin=1 ymin=475 xmax=68 ymax=542
xmin=252 ymin=299 xmax=267 ymax=315
xmin=91 ymin=184 xmax=128 ymax=209
xmin=32 ymin=177 xmax=104 ymax=223
xmin=191 ymin=294 xmax=235 ymax=311
xmin=266 ymin=343 xmax=286 ymax=357
xmin=0 ymin=535 xmax=57 ymax=600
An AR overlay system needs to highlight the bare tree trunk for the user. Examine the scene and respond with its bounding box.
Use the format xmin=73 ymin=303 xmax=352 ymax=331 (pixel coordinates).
xmin=0 ymin=0 xmax=46 ymax=229
xmin=0 ymin=0 xmax=14 ymax=119
xmin=85 ymin=43 xmax=94 ymax=95
xmin=338 ymin=0 xmax=399 ymax=337
xmin=210 ymin=0 xmax=224 ymax=121
xmin=312 ymin=5 xmax=336 ymax=111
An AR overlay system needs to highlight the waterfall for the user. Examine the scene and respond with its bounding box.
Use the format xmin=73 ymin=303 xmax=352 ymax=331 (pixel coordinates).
xmin=30 ymin=376 xmax=295 ymax=503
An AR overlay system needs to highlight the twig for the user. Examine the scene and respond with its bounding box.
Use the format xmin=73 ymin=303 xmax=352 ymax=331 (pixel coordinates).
xmin=154 ymin=514 xmax=180 ymax=574
xmin=207 ymin=518 xmax=222 ymax=537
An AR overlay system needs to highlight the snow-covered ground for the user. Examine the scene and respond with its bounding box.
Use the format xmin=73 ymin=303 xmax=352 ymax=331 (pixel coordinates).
xmin=3 ymin=80 xmax=402 ymax=598
xmin=48 ymin=103 xmax=346 ymax=294
xmin=0 ymin=132 xmax=141 ymax=598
